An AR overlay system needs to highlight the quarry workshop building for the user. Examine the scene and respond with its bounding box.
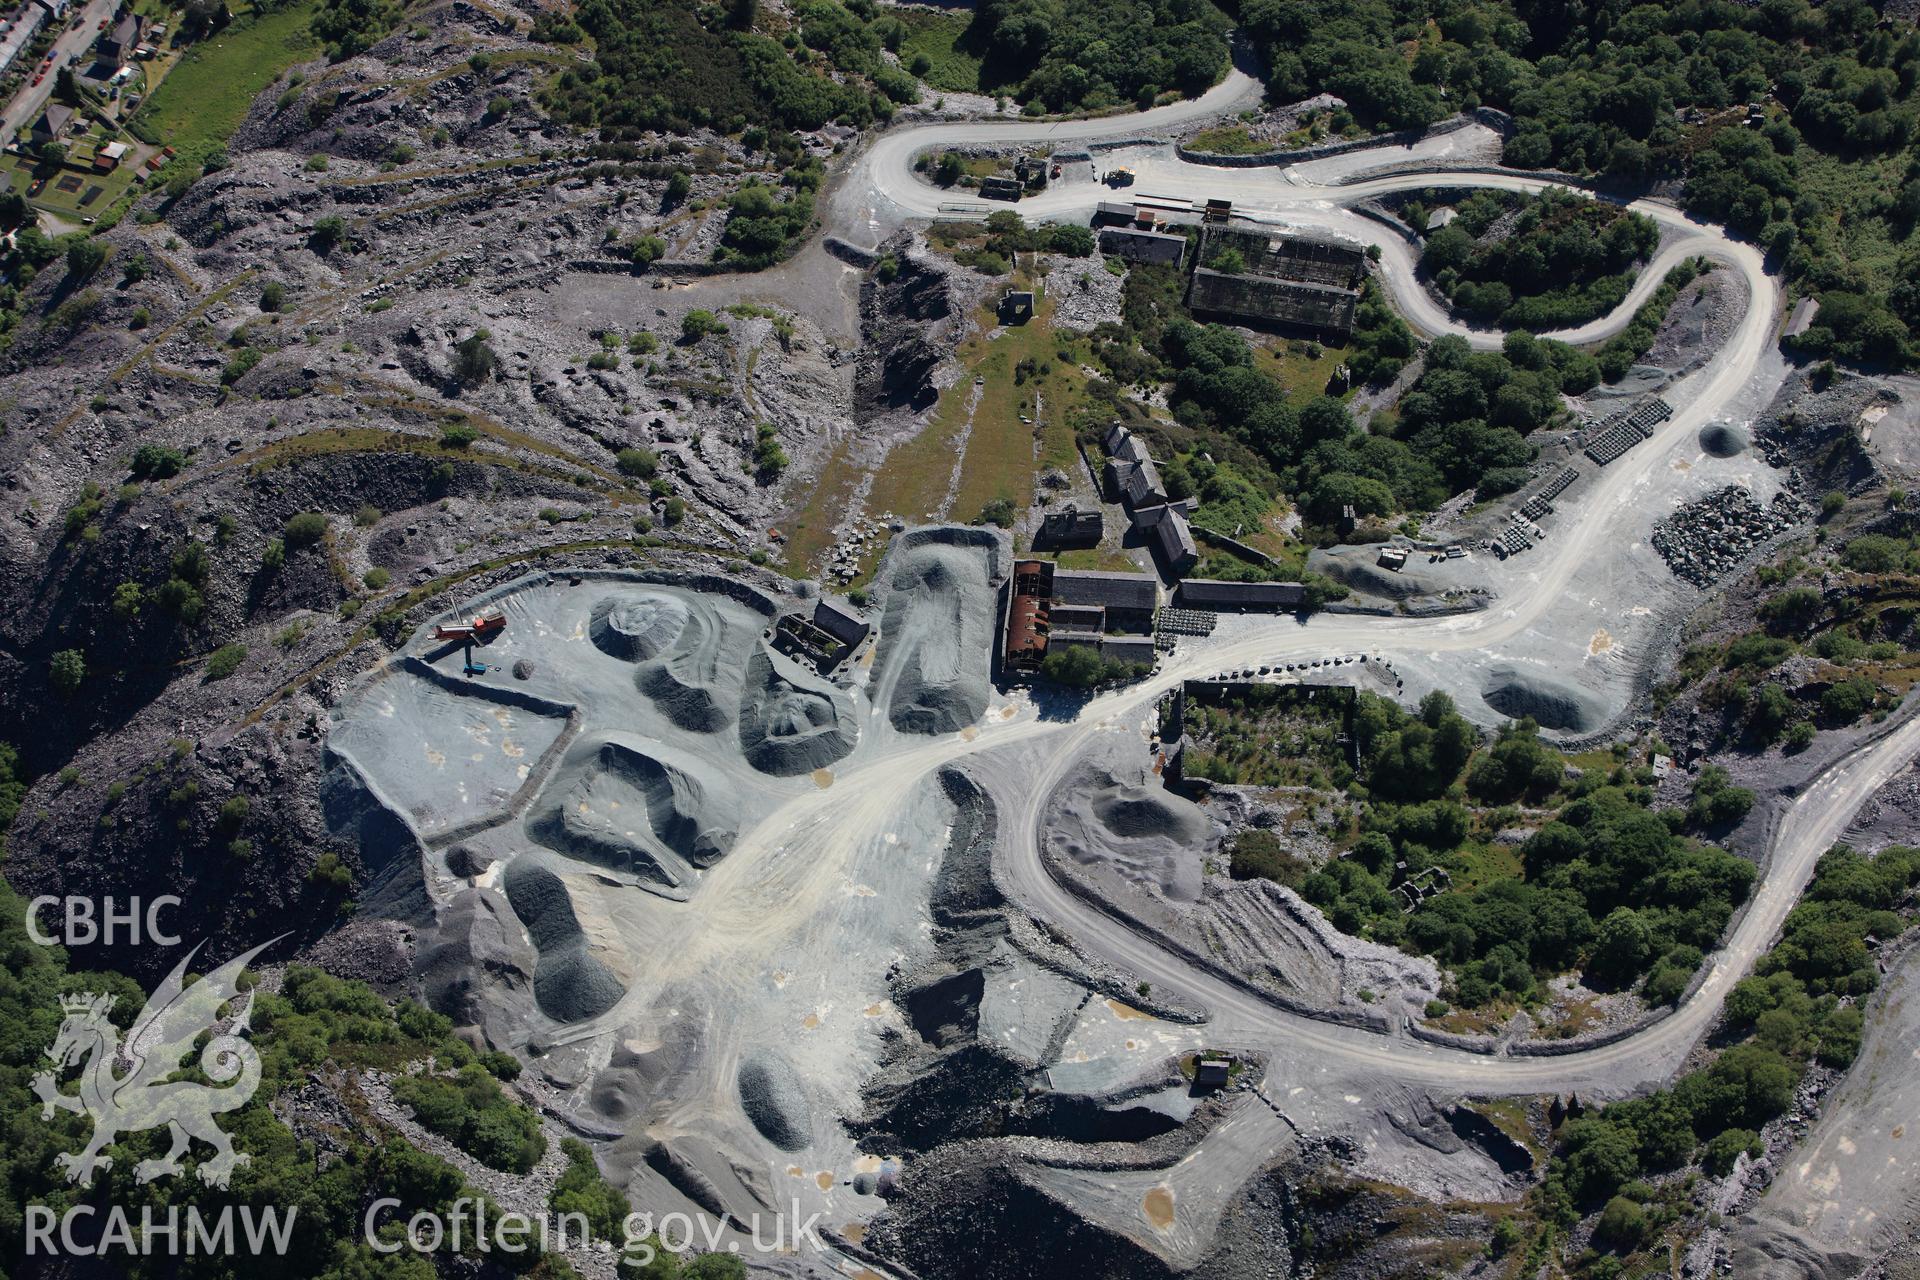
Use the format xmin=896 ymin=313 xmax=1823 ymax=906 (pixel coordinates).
xmin=1176 ymin=579 xmax=1306 ymax=611
xmin=1185 ymin=224 xmax=1368 ymax=341
xmin=1003 ymin=560 xmax=1161 ymax=673
xmin=1034 ymin=504 xmax=1103 ymax=550
xmin=1099 ymin=226 xmax=1187 ymax=267
xmin=1102 ymin=422 xmax=1201 ymax=576
xmin=772 ymin=595 xmax=871 ymax=672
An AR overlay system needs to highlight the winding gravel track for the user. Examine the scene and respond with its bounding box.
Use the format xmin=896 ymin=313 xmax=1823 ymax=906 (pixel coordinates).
xmin=816 ymin=88 xmax=1840 ymax=1092
xmin=780 ymin=113 xmax=1920 ymax=1256
xmin=544 ymin=96 xmax=1920 ymax=1265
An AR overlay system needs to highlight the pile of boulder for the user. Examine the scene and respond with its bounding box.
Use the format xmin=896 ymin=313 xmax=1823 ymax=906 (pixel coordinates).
xmin=1652 ymin=486 xmax=1810 ymax=587
xmin=826 ymin=513 xmax=904 ymax=584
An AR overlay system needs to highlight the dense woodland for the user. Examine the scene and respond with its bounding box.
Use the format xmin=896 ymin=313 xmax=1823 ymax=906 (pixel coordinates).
xmin=1239 ymin=0 xmax=1920 ymax=365
xmin=1095 ymin=261 xmax=1591 ymax=527
xmin=1417 ymin=188 xmax=1660 ymax=331
xmin=959 ymin=0 xmax=1231 ymax=110
xmin=1272 ymin=692 xmax=1758 ymax=1009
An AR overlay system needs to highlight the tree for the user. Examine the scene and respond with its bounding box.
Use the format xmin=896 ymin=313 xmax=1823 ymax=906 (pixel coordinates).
xmin=975 ymin=497 xmax=1016 ymax=527
xmin=1822 ymin=676 xmax=1877 ymax=724
xmin=616 ymin=447 xmax=658 ymax=478
xmin=1594 ymin=1196 xmax=1648 ymax=1251
xmin=311 ymin=0 xmax=403 ymax=60
xmin=1043 ymin=223 xmax=1095 ymax=256
xmin=452 ymin=331 xmax=496 ymax=384
xmin=129 ymin=443 xmax=187 ymax=479
xmin=65 ymin=238 xmax=108 ymax=280
xmin=1590 ymin=907 xmax=1652 ymax=986
xmin=1040 ymin=644 xmax=1105 ymax=687
xmin=111 ymin=582 xmax=144 ymax=618
xmin=311 ymin=215 xmax=349 ymax=252
xmin=680 ymin=310 xmax=725 ymax=341
xmin=49 ymin=649 xmax=85 ymax=697
xmin=628 ymin=235 xmax=666 ymax=266
xmin=285 ymin=511 xmax=330 ymax=546
xmin=260 ymin=281 xmax=286 ymax=312
xmin=1554 ymin=1115 xmax=1640 ymax=1204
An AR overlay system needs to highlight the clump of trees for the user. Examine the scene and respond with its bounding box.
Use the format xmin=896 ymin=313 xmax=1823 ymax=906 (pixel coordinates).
xmin=1420 ymin=188 xmax=1658 ymax=332
xmin=0 ymin=876 xmax=566 ymax=1280
xmin=1038 ymin=644 xmax=1148 ymax=687
xmin=391 ymin=1062 xmax=548 ymax=1173
xmin=312 ymin=0 xmax=403 ymax=61
xmin=1533 ymin=843 xmax=1920 ymax=1236
xmin=964 ymin=0 xmax=1229 ymax=112
xmin=1286 ymin=699 xmax=1755 ymax=1009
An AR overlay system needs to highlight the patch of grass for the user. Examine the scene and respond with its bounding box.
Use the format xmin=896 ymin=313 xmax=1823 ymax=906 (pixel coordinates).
xmin=1052 ymin=546 xmax=1143 ymax=572
xmin=898 ymin=9 xmax=983 ymax=95
xmin=1253 ymin=338 xmax=1350 ymax=401
xmin=778 ymin=437 xmax=865 ymax=576
xmin=1447 ymin=839 xmax=1524 ymax=893
xmin=1186 ymin=124 xmax=1268 ymax=155
xmin=138 ymin=1 xmax=323 ymax=171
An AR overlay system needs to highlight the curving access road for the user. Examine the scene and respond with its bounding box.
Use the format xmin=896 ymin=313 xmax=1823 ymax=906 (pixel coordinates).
xmin=773 ymin=106 xmax=1920 ymax=1257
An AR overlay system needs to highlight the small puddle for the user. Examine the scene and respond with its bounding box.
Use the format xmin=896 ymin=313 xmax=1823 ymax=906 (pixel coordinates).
xmin=812 ymin=767 xmax=834 ymax=788
xmin=1143 ymin=1186 xmax=1174 ymax=1230
xmin=816 ymin=1172 xmax=834 ymax=1191
xmin=1589 ymin=628 xmax=1614 ymax=656
xmin=841 ymin=1223 xmax=867 ymax=1244
xmin=1672 ymin=458 xmax=1693 ymax=472
xmin=863 ymin=1003 xmax=885 ymax=1017
xmin=1106 ymin=998 xmax=1151 ymax=1021
xmin=960 ymin=725 xmax=979 ymax=741
xmin=787 ymin=1165 xmax=804 ymax=1177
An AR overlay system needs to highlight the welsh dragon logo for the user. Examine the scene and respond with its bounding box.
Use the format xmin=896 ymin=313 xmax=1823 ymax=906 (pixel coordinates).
xmin=32 ymin=938 xmax=280 ymax=1189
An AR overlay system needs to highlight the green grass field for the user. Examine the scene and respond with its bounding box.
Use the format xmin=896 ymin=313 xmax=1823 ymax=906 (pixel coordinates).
xmin=1186 ymin=125 xmax=1268 ymax=156
xmin=897 ymin=9 xmax=983 ymax=96
xmin=138 ymin=0 xmax=321 ymax=167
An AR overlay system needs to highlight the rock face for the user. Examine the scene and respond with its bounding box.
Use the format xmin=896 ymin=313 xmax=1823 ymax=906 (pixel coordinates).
xmin=857 ymin=238 xmax=955 ymax=413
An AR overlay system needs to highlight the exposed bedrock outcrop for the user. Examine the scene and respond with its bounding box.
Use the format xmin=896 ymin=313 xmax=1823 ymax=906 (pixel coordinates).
xmin=856 ymin=238 xmax=956 ymax=413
